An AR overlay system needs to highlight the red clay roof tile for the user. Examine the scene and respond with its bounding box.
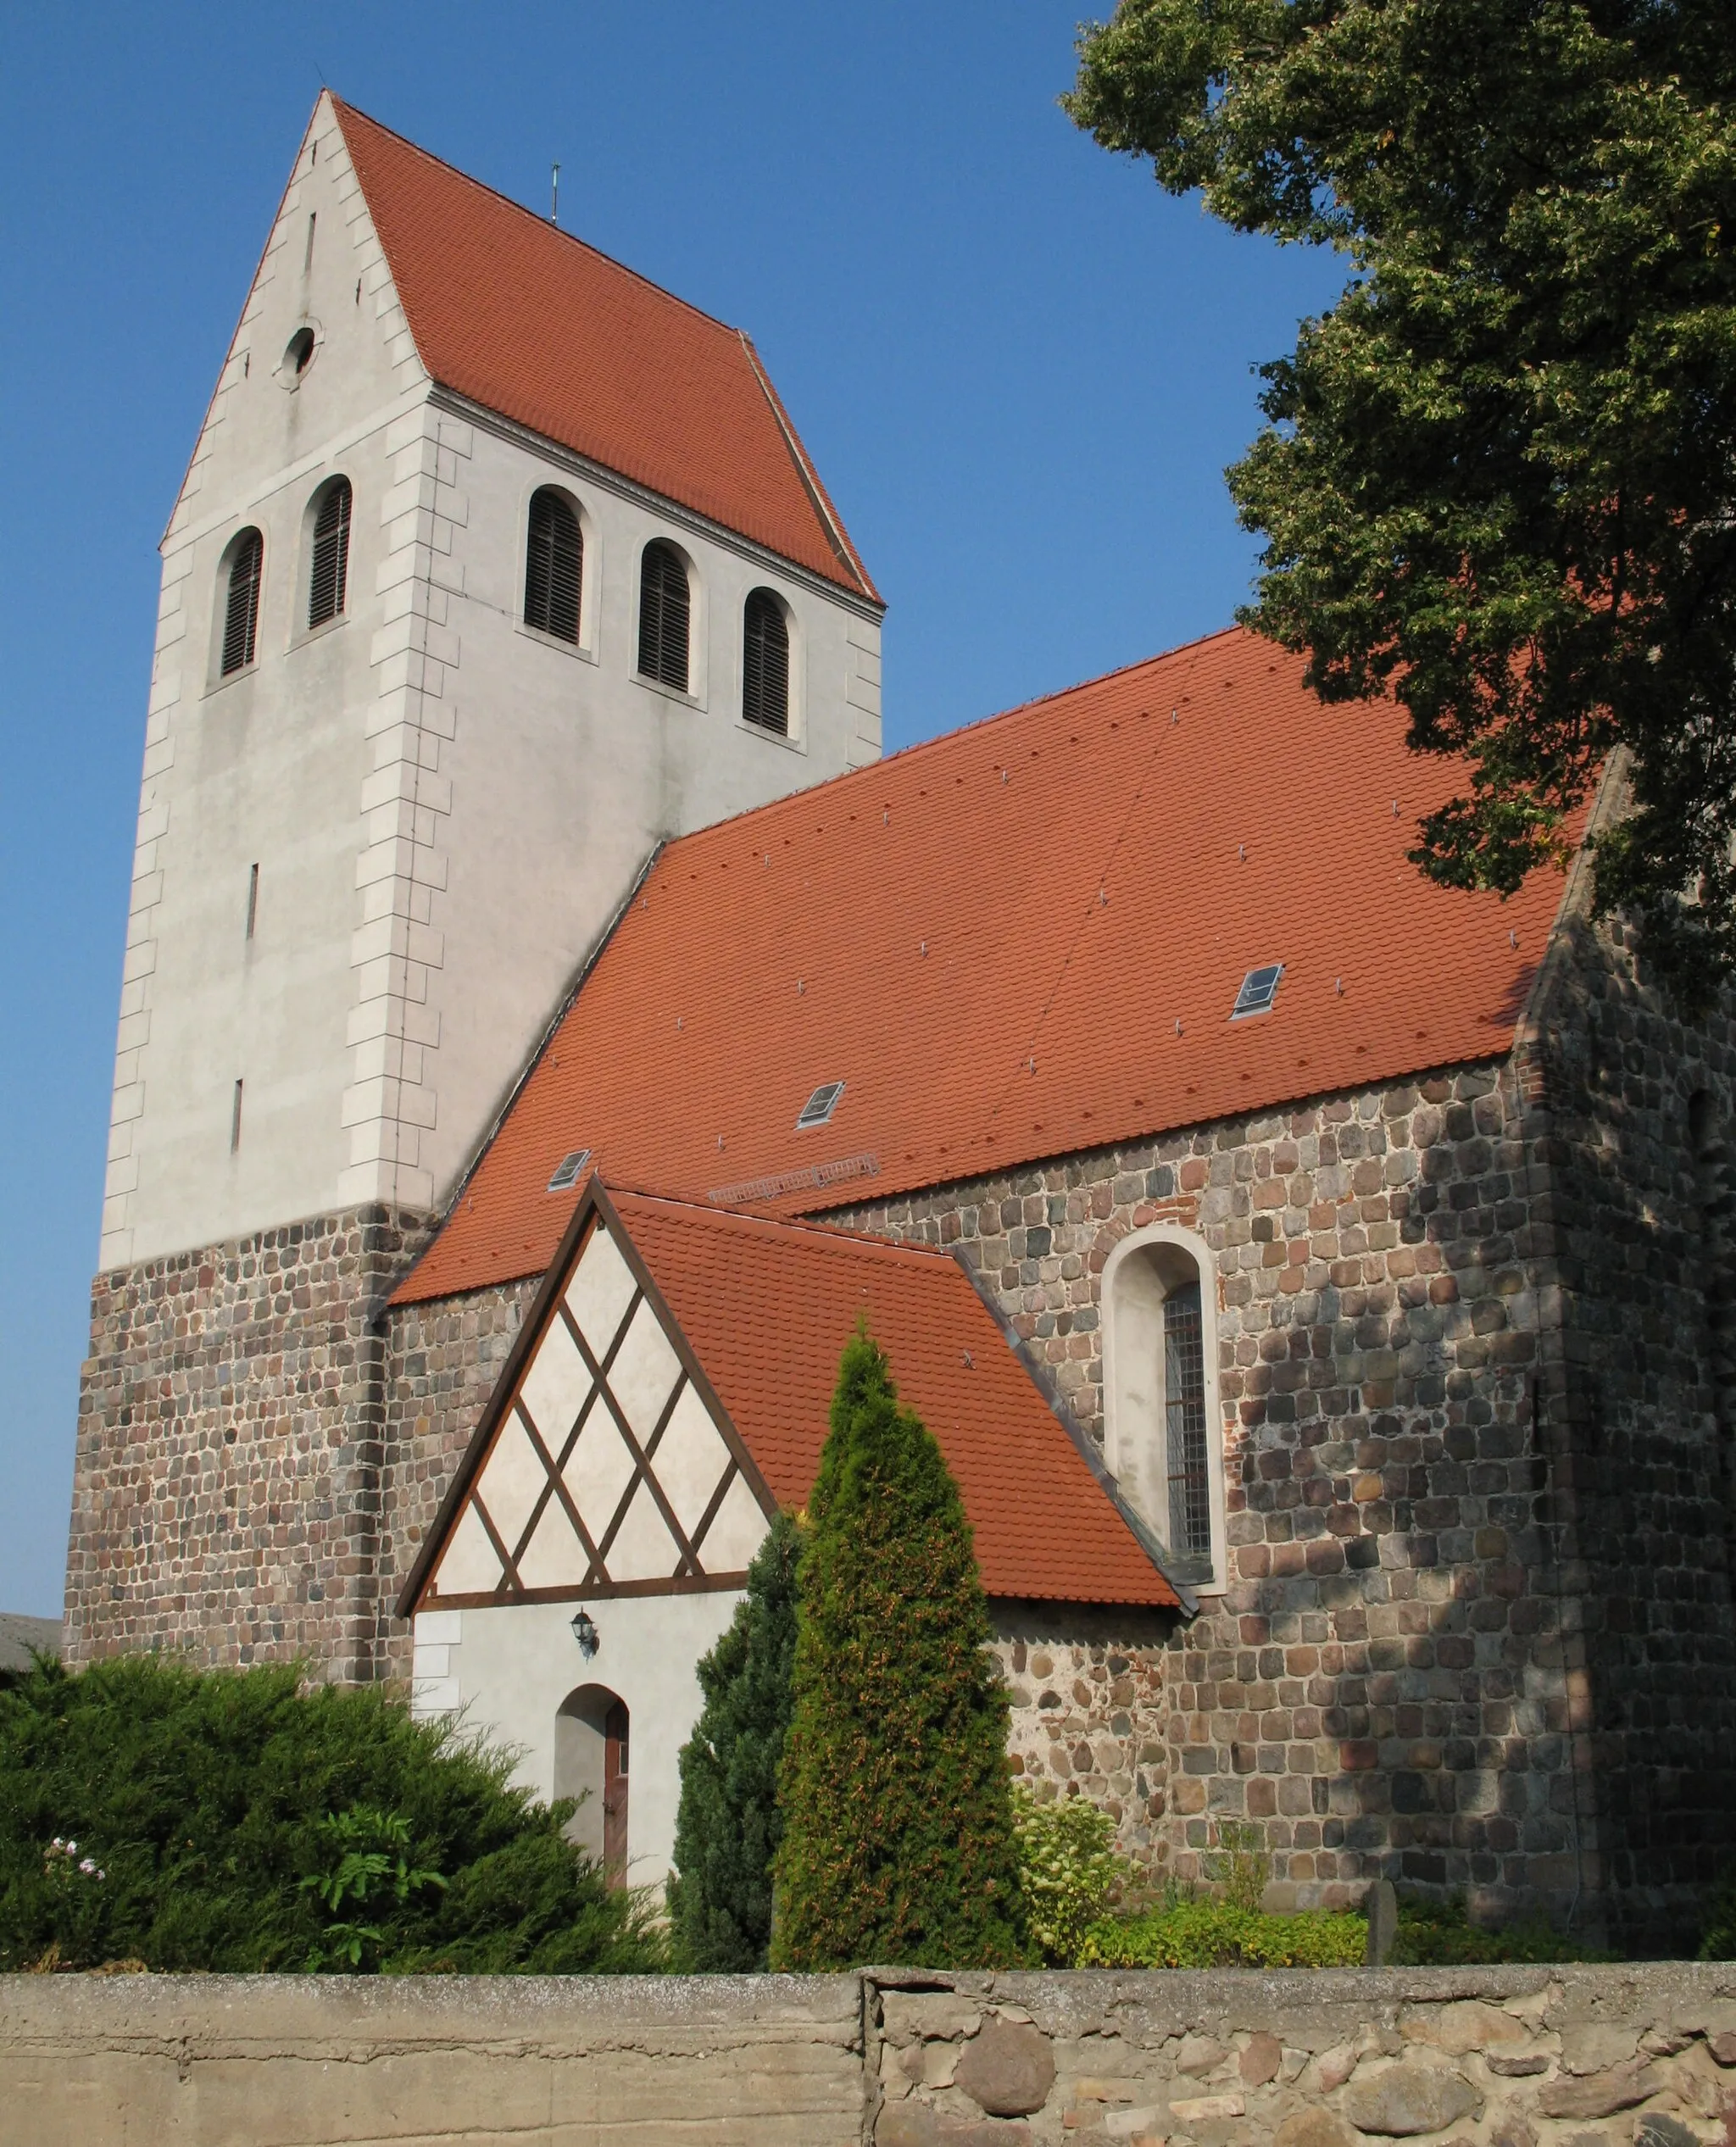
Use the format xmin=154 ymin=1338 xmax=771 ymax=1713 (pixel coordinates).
xmin=610 ymin=1187 xmax=1177 ymax=1607
xmin=331 ymin=98 xmax=876 ymax=599
xmin=397 ymin=625 xmax=1572 ymax=1305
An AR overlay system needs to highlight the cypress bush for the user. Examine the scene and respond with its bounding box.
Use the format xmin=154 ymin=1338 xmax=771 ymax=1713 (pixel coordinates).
xmin=0 ymin=1655 xmax=664 ymax=1972
xmin=668 ymin=1510 xmax=799 ymax=1970
xmin=771 ymin=1327 xmax=1026 ymax=1969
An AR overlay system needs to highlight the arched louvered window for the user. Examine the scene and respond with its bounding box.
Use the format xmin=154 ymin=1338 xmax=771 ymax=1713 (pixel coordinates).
xmin=742 ymin=589 xmax=790 ymax=736
xmin=524 ymin=488 xmax=583 ymax=642
xmin=307 ymin=478 xmax=352 ymax=629
xmin=220 ymin=529 xmax=264 ymax=677
xmin=637 ymin=539 xmax=690 ymax=692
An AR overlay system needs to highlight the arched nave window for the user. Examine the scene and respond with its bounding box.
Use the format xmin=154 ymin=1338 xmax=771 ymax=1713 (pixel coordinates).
xmin=524 ymin=487 xmax=583 ymax=643
xmin=220 ymin=529 xmax=264 ymax=677
xmin=1102 ymin=1223 xmax=1225 ymax=1586
xmin=742 ymin=587 xmax=790 ymax=735
xmin=637 ymin=539 xmax=691 ymax=692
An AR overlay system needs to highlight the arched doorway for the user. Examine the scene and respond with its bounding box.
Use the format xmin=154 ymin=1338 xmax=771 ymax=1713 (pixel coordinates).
xmin=554 ymin=1684 xmax=629 ymax=1883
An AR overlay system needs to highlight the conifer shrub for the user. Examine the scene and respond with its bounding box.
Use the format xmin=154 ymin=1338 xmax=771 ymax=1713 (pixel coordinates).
xmin=667 ymin=1510 xmax=799 ymax=1971
xmin=771 ymin=1327 xmax=1027 ymax=1970
xmin=0 ymin=1655 xmax=665 ymax=1972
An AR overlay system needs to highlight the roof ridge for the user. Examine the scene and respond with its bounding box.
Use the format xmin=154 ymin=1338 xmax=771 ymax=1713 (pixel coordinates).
xmin=609 ymin=1181 xmax=956 ymax=1263
xmin=329 ymin=96 xmax=748 ymax=346
xmin=634 ymin=620 xmax=1254 ymax=859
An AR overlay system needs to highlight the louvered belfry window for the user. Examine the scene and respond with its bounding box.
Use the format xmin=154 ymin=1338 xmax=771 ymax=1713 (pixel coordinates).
xmin=742 ymin=588 xmax=790 ymax=735
xmin=220 ymin=529 xmax=264 ymax=677
xmin=1163 ymin=1280 xmax=1212 ymax=1560
xmin=637 ymin=539 xmax=690 ymax=692
xmin=524 ymin=487 xmax=582 ymax=642
xmin=307 ymin=478 xmax=352 ymax=629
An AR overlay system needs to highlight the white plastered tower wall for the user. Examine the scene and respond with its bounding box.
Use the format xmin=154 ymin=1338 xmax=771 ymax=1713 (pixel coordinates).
xmin=98 ymin=92 xmax=883 ymax=1269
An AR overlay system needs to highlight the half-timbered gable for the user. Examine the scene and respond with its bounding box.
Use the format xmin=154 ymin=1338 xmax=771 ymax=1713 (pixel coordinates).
xmin=400 ymin=1178 xmax=1176 ymax=1887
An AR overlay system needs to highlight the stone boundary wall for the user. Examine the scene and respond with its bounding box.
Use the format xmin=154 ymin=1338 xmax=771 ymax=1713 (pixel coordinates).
xmin=8 ymin=1963 xmax=1736 ymax=2146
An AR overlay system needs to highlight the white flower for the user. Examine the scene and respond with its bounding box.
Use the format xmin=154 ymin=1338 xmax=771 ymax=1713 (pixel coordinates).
xmin=78 ymin=1858 xmax=96 ymax=1875
xmin=65 ymin=1841 xmax=78 ymax=1856
xmin=97 ymin=1869 xmax=107 ymax=1881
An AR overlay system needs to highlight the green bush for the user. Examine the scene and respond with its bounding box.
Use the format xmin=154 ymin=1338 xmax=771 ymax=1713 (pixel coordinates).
xmin=1078 ymin=1898 xmax=1368 ymax=1969
xmin=1391 ymin=1891 xmax=1609 ymax=1965
xmin=1012 ymin=1788 xmax=1125 ymax=1966
xmin=668 ymin=1511 xmax=800 ymax=1971
xmin=0 ymin=1655 xmax=665 ymax=1973
xmin=772 ymin=1327 xmax=1027 ymax=1969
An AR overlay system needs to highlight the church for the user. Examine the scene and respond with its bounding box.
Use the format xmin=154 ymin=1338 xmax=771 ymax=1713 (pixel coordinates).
xmin=67 ymin=92 xmax=1736 ymax=1950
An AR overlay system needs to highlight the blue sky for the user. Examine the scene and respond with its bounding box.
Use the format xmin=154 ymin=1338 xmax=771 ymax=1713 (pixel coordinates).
xmin=0 ymin=4 xmax=1343 ymax=1616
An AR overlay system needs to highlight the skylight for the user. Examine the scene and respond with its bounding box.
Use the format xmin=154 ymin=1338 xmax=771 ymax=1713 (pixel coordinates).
xmin=1231 ymin=965 xmax=1283 ymax=1020
xmin=796 ymin=1081 xmax=845 ymax=1130
xmin=546 ymin=1148 xmax=592 ymax=1192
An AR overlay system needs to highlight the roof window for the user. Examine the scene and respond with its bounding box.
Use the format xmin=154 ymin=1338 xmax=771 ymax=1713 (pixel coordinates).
xmin=796 ymin=1081 xmax=844 ymax=1130
xmin=1232 ymin=964 xmax=1284 ymax=1020
xmin=546 ymin=1148 xmax=592 ymax=1192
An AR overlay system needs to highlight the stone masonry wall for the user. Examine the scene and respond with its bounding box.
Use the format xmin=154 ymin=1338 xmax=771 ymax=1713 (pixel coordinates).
xmin=66 ymin=1205 xmax=428 ymax=1683
xmin=832 ymin=1060 xmax=1595 ymax=1929
xmin=376 ymin=1276 xmax=539 ymax=1683
xmin=994 ymin=1603 xmax=1175 ymax=1883
xmin=1526 ymin=908 xmax=1736 ymax=1944
xmin=871 ymin=1961 xmax=1736 ymax=2147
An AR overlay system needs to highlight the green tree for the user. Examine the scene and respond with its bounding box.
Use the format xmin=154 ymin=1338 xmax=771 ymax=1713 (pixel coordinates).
xmin=771 ymin=1327 xmax=1026 ymax=1970
xmin=667 ymin=1510 xmax=800 ymax=1971
xmin=1067 ymin=0 xmax=1736 ymax=1000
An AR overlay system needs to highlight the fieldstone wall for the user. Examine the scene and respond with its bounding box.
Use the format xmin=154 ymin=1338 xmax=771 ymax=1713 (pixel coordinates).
xmin=376 ymin=1275 xmax=538 ymax=1682
xmin=994 ymin=1603 xmax=1174 ymax=1881
xmin=1527 ymin=909 xmax=1736 ymax=1944
xmin=65 ymin=1204 xmax=428 ymax=1682
xmin=871 ymin=1961 xmax=1736 ymax=2147
xmin=832 ymin=1060 xmax=1586 ymax=1929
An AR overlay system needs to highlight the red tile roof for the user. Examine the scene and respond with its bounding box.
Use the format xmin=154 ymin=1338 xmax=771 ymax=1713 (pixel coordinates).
xmin=330 ymin=98 xmax=877 ymax=600
xmin=614 ymin=1187 xmax=1177 ymax=1607
xmin=398 ymin=625 xmax=1572 ymax=1305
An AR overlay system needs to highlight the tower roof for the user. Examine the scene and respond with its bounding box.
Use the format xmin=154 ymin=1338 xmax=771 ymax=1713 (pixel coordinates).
xmin=330 ymin=98 xmax=877 ymax=600
xmin=396 ymin=625 xmax=1577 ymax=1307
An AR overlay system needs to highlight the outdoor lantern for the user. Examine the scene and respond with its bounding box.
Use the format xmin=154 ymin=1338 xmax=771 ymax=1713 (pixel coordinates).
xmin=570 ymin=1609 xmax=599 ymax=1659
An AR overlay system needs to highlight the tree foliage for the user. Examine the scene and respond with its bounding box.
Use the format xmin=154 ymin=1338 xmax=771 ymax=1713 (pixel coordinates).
xmin=1068 ymin=0 xmax=1736 ymax=1000
xmin=771 ymin=1327 xmax=1027 ymax=1969
xmin=0 ymin=1655 xmax=664 ymax=1972
xmin=667 ymin=1510 xmax=800 ymax=1971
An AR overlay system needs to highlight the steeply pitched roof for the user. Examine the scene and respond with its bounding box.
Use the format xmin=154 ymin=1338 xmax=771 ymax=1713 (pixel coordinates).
xmin=403 ymin=1181 xmax=1177 ymax=1612
xmin=330 ymin=98 xmax=877 ymax=600
xmin=398 ymin=625 xmax=1572 ymax=1305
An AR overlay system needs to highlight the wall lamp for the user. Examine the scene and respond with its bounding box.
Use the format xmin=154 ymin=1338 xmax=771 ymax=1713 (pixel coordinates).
xmin=570 ymin=1609 xmax=599 ymax=1660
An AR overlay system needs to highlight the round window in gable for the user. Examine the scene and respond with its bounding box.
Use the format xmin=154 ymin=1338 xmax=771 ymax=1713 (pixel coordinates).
xmin=281 ymin=325 xmax=317 ymax=386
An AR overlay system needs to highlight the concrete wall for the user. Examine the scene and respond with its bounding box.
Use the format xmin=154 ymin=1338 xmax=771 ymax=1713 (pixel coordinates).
xmin=0 ymin=1972 xmax=866 ymax=2147
xmin=9 ymin=1964 xmax=1736 ymax=2147
xmin=99 ymin=89 xmax=882 ymax=1271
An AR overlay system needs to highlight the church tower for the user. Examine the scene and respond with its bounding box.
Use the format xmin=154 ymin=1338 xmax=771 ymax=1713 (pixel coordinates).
xmin=69 ymin=95 xmax=882 ymax=1674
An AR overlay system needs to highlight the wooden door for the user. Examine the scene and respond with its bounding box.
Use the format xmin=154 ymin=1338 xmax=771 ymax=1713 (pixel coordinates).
xmin=602 ymin=1699 xmax=629 ymax=1881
